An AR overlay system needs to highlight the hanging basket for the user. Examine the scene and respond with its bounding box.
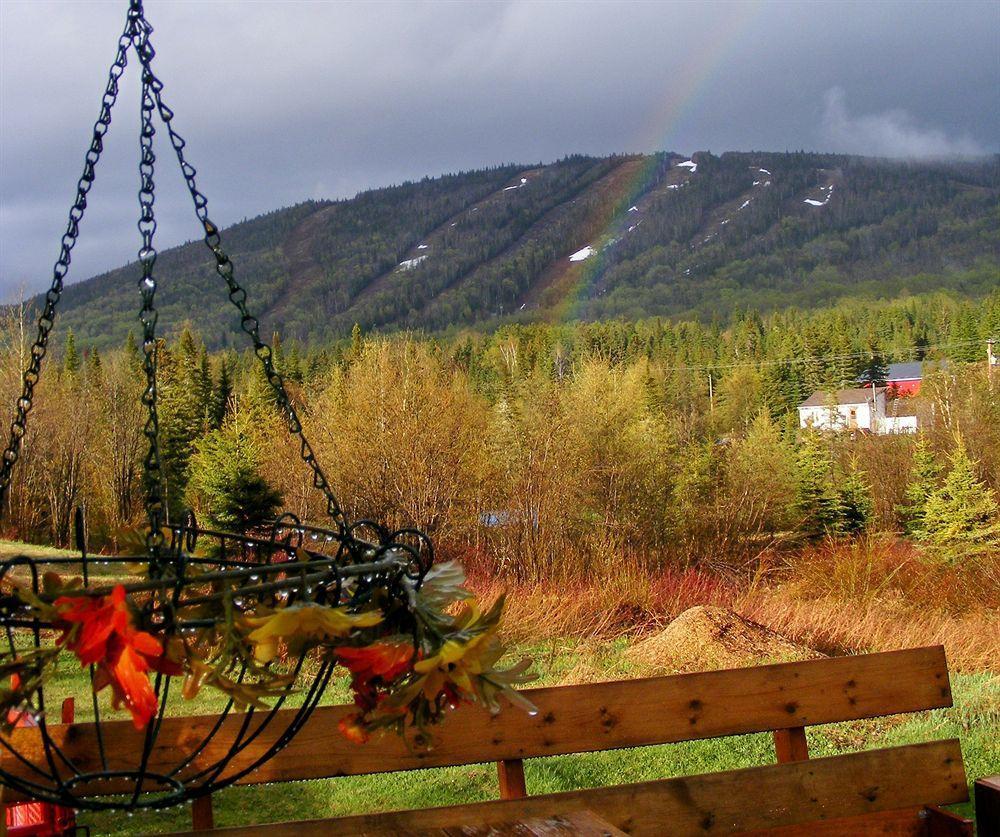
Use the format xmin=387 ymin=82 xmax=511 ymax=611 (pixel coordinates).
xmin=1 ymin=512 xmax=436 ymax=811
xmin=0 ymin=0 xmax=532 ymax=813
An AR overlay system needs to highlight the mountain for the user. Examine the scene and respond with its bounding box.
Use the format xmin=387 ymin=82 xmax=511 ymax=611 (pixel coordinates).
xmin=37 ymin=151 xmax=1000 ymax=350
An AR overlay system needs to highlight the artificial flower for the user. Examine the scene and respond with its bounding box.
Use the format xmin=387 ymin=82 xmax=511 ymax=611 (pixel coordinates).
xmin=336 ymin=642 xmax=414 ymax=687
xmin=338 ymin=713 xmax=370 ymax=744
xmin=243 ymin=603 xmax=383 ymax=664
xmin=412 ymin=633 xmax=493 ymax=699
xmin=55 ymin=585 xmax=180 ymax=729
xmin=336 ymin=641 xmax=415 ymax=712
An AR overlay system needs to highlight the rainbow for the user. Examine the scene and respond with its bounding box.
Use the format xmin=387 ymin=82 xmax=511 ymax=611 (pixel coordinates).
xmin=541 ymin=1 xmax=763 ymax=322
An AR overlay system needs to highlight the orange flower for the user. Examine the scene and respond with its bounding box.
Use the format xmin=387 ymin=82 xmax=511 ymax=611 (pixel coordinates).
xmin=55 ymin=585 xmax=180 ymax=729
xmin=336 ymin=642 xmax=414 ymax=712
xmin=338 ymin=713 xmax=370 ymax=744
xmin=336 ymin=643 xmax=413 ymax=686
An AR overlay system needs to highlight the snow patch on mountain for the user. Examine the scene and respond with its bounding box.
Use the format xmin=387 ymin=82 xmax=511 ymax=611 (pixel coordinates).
xmin=804 ymin=184 xmax=834 ymax=207
xmin=398 ymin=255 xmax=428 ymax=270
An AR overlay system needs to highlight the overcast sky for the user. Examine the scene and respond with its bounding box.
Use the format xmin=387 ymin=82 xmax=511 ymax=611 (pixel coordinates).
xmin=1 ymin=0 xmax=997 ymax=302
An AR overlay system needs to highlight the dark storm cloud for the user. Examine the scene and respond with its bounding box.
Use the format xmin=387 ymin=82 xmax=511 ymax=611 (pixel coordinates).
xmin=2 ymin=0 xmax=997 ymax=301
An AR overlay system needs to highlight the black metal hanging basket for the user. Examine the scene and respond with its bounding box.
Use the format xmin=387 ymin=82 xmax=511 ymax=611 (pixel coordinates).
xmin=0 ymin=513 xmax=432 ymax=811
xmin=0 ymin=0 xmax=530 ymax=814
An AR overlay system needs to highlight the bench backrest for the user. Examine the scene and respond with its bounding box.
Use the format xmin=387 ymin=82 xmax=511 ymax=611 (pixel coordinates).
xmin=2 ymin=645 xmax=951 ymax=800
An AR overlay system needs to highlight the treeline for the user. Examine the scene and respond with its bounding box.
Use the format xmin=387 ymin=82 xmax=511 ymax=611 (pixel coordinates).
xmin=2 ymin=292 xmax=997 ymax=576
xmin=30 ymin=152 xmax=998 ymax=349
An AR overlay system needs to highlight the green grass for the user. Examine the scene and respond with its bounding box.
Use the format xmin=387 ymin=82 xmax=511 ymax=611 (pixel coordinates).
xmin=57 ymin=640 xmax=998 ymax=835
xmin=0 ymin=540 xmax=77 ymax=559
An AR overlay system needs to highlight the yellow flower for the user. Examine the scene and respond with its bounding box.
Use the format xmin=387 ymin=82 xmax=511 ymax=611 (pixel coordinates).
xmin=244 ymin=603 xmax=383 ymax=663
xmin=413 ymin=630 xmax=494 ymax=699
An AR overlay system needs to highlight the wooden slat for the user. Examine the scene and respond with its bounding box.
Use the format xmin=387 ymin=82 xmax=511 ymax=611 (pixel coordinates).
xmin=737 ymin=806 xmax=930 ymax=836
xmin=439 ymin=810 xmax=628 ymax=836
xmin=177 ymin=741 xmax=968 ymax=837
xmin=0 ymin=647 xmax=952 ymax=798
xmin=773 ymin=727 xmax=809 ymax=762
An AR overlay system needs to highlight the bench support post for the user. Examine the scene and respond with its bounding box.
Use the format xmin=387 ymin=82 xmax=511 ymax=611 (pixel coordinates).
xmin=773 ymin=727 xmax=809 ymax=762
xmin=975 ymin=777 xmax=1000 ymax=837
xmin=923 ymin=804 xmax=972 ymax=836
xmin=192 ymin=795 xmax=214 ymax=830
xmin=497 ymin=758 xmax=527 ymax=800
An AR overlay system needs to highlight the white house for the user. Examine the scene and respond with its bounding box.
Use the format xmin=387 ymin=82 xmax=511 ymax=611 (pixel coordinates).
xmin=798 ymin=387 xmax=919 ymax=434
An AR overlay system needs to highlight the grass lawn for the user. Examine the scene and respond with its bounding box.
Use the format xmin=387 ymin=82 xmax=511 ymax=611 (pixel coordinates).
xmin=54 ymin=638 xmax=998 ymax=835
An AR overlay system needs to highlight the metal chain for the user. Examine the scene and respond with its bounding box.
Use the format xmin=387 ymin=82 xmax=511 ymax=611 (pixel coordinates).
xmin=132 ymin=12 xmax=167 ymax=561
xmin=131 ymin=9 xmax=348 ymax=533
xmin=0 ymin=12 xmax=137 ymax=513
xmin=1 ymin=0 xmax=347 ymax=536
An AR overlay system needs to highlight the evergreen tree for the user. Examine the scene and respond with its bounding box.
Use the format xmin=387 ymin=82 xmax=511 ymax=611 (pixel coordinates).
xmin=949 ymin=308 xmax=981 ymax=364
xmin=85 ymin=345 xmax=103 ymax=387
xmin=350 ymin=322 xmax=363 ymax=360
xmin=123 ymin=330 xmax=141 ymax=372
xmin=794 ymin=431 xmax=845 ymax=536
xmin=271 ymin=331 xmax=284 ymax=375
xmin=918 ymin=437 xmax=1000 ymax=561
xmin=838 ymin=458 xmax=872 ymax=534
xmin=196 ymin=348 xmax=213 ymax=425
xmin=857 ymin=348 xmax=888 ymax=389
xmin=187 ymin=405 xmax=283 ymax=534
xmin=898 ymin=436 xmax=940 ymax=535
xmin=285 ymin=342 xmax=303 ymax=383
xmin=157 ymin=334 xmax=205 ymax=518
xmin=211 ymin=358 xmax=233 ymax=429
xmin=63 ymin=330 xmax=81 ymax=381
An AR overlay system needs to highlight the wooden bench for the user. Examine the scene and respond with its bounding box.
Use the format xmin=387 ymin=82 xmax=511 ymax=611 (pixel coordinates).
xmin=2 ymin=645 xmax=995 ymax=835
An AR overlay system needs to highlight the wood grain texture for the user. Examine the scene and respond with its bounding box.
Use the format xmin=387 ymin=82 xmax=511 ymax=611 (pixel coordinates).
xmin=773 ymin=727 xmax=809 ymax=763
xmin=737 ymin=806 xmax=930 ymax=836
xmin=174 ymin=741 xmax=968 ymax=837
xmin=923 ymin=805 xmax=973 ymax=836
xmin=497 ymin=758 xmax=527 ymax=800
xmin=0 ymin=647 xmax=952 ymax=799
xmin=192 ymin=795 xmax=214 ymax=830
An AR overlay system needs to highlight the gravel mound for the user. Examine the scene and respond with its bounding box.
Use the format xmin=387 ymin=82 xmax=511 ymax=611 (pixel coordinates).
xmin=627 ymin=605 xmax=823 ymax=674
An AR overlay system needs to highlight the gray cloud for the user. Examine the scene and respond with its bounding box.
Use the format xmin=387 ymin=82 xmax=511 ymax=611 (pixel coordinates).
xmin=821 ymin=87 xmax=985 ymax=159
xmin=1 ymin=0 xmax=998 ymax=302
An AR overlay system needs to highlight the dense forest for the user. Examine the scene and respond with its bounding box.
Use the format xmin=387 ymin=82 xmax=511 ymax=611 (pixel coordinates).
xmin=19 ymin=151 xmax=999 ymax=350
xmin=3 ymin=291 xmax=997 ymax=576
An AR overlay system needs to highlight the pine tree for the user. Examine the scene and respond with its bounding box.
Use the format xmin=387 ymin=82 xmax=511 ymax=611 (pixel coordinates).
xmin=899 ymin=435 xmax=940 ymax=535
xmin=211 ymin=358 xmax=233 ymax=430
xmin=85 ymin=345 xmax=103 ymax=387
xmin=63 ymin=330 xmax=81 ymax=381
xmin=123 ymin=330 xmax=141 ymax=372
xmin=919 ymin=437 xmax=1000 ymax=561
xmin=350 ymin=322 xmax=363 ymax=361
xmin=196 ymin=348 xmax=213 ymax=426
xmin=837 ymin=458 xmax=872 ymax=534
xmin=285 ymin=342 xmax=303 ymax=383
xmin=949 ymin=308 xmax=981 ymax=364
xmin=187 ymin=404 xmax=282 ymax=534
xmin=857 ymin=348 xmax=888 ymax=389
xmin=794 ymin=431 xmax=844 ymax=536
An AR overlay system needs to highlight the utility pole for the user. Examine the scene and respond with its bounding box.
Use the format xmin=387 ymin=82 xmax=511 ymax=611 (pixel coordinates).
xmin=708 ymin=372 xmax=714 ymax=413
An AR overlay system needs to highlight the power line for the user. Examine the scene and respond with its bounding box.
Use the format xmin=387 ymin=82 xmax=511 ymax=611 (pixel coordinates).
xmin=653 ymin=339 xmax=984 ymax=373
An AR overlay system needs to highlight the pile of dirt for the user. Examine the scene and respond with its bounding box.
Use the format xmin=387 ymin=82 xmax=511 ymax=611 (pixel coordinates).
xmin=626 ymin=605 xmax=823 ymax=674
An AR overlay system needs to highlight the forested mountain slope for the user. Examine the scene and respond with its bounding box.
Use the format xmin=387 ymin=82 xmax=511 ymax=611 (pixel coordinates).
xmin=35 ymin=151 xmax=999 ymax=349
